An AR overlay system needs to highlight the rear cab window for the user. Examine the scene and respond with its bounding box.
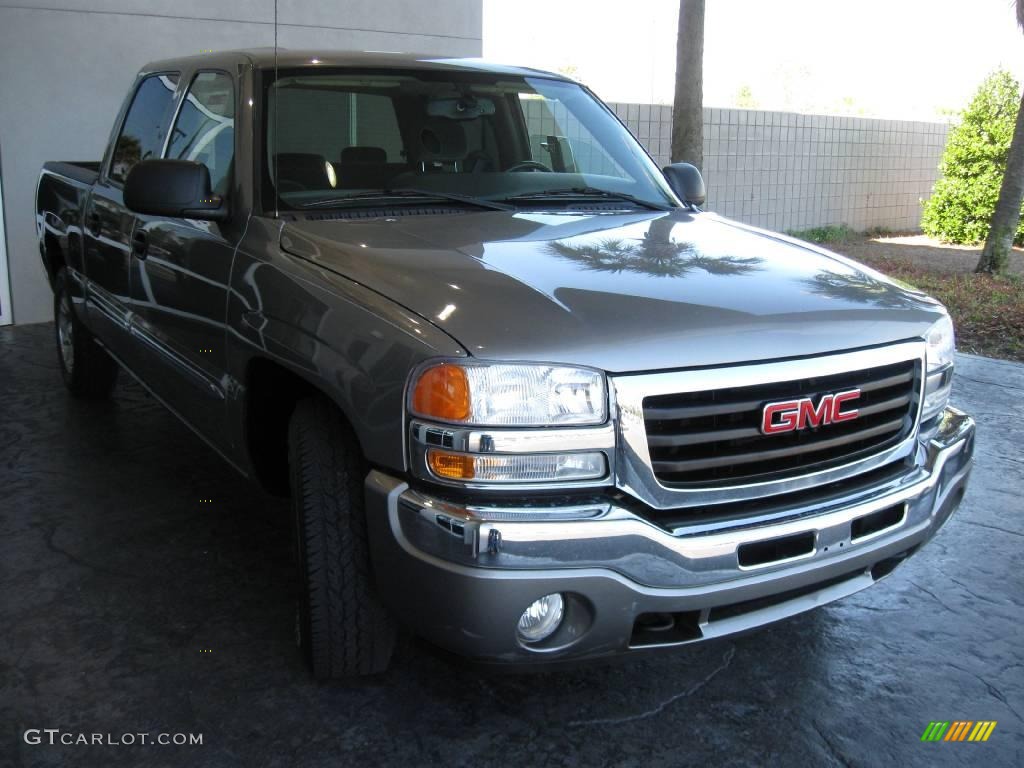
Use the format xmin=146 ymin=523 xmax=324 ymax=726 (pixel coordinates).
xmin=268 ymin=82 xmax=406 ymax=194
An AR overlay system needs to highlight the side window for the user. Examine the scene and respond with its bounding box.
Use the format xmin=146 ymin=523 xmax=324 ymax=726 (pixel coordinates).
xmin=109 ymin=74 xmax=179 ymax=185
xmin=518 ymin=93 xmax=626 ymax=177
xmin=167 ymin=72 xmax=235 ymax=196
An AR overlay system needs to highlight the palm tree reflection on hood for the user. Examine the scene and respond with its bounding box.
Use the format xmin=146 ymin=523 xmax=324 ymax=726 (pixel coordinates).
xmin=803 ymin=269 xmax=924 ymax=309
xmin=545 ymin=218 xmax=763 ymax=278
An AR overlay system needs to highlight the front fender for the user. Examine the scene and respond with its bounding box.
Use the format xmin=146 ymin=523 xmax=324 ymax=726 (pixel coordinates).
xmin=226 ymin=220 xmax=467 ymax=473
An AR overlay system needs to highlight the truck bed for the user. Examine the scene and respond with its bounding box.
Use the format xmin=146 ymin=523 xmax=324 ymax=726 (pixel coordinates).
xmin=37 ymin=161 xmax=103 ymax=288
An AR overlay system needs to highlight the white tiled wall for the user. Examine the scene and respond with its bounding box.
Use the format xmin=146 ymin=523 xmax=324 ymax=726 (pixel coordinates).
xmin=608 ymin=103 xmax=949 ymax=233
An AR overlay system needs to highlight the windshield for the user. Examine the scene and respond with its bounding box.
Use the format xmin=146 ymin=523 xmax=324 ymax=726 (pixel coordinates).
xmin=262 ymin=68 xmax=679 ymax=212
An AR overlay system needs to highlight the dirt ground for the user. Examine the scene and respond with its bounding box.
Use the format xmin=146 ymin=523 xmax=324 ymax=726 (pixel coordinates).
xmin=832 ymin=233 xmax=1024 ymax=277
xmin=820 ymin=232 xmax=1024 ymax=363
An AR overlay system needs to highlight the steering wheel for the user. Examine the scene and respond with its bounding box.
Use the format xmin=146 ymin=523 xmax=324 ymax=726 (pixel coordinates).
xmin=506 ymin=160 xmax=552 ymax=172
xmin=464 ymin=150 xmax=494 ymax=174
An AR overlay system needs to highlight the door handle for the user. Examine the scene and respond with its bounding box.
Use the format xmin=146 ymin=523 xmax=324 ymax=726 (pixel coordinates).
xmin=87 ymin=211 xmax=101 ymax=237
xmin=132 ymin=230 xmax=148 ymax=260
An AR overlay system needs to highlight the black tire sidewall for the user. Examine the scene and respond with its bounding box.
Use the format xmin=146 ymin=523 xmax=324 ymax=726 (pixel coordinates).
xmin=53 ymin=269 xmax=118 ymax=398
xmin=290 ymin=424 xmax=315 ymax=670
xmin=288 ymin=397 xmax=395 ymax=678
xmin=53 ymin=271 xmax=76 ymax=387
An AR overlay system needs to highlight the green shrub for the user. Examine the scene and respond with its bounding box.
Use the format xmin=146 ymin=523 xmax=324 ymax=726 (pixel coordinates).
xmin=921 ymin=70 xmax=1024 ymax=245
xmin=785 ymin=225 xmax=856 ymax=244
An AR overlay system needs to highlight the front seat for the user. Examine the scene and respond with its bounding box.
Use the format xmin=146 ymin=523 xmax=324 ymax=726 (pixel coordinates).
xmin=338 ymin=146 xmax=389 ymax=188
xmin=340 ymin=146 xmax=387 ymax=165
xmin=274 ymin=152 xmax=333 ymax=191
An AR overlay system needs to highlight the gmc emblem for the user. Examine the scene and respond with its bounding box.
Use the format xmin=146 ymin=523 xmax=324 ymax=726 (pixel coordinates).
xmin=760 ymin=389 xmax=861 ymax=435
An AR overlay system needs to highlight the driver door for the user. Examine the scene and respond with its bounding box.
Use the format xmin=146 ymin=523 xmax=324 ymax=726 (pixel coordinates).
xmin=84 ymin=72 xmax=179 ymax=363
xmin=127 ymin=70 xmax=239 ymax=452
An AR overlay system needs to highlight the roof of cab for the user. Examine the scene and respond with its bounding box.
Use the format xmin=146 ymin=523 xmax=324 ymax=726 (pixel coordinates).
xmin=140 ymin=49 xmax=571 ymax=81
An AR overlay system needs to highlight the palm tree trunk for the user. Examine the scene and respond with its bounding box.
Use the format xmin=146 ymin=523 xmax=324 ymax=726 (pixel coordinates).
xmin=976 ymin=0 xmax=1024 ymax=273
xmin=977 ymin=90 xmax=1024 ymax=273
xmin=671 ymin=0 xmax=705 ymax=170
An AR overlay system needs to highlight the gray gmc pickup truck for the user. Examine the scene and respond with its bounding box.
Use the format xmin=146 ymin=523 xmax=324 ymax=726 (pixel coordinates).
xmin=37 ymin=50 xmax=975 ymax=678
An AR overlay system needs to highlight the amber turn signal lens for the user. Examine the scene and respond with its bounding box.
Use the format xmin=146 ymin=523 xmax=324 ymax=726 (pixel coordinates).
xmin=427 ymin=450 xmax=476 ymax=480
xmin=412 ymin=364 xmax=471 ymax=421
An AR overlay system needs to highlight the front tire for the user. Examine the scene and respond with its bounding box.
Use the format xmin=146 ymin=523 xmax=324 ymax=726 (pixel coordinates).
xmin=53 ymin=268 xmax=118 ymax=399
xmin=288 ymin=397 xmax=396 ymax=678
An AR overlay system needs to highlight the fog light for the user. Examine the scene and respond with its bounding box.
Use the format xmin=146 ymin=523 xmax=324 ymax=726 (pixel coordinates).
xmin=517 ymin=593 xmax=565 ymax=643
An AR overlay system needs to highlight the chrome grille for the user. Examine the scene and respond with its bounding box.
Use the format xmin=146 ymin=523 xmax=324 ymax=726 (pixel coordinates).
xmin=643 ymin=358 xmax=920 ymax=487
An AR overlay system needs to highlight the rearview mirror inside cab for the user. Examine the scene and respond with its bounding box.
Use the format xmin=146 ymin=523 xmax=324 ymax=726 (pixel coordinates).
xmin=426 ymin=95 xmax=496 ymax=120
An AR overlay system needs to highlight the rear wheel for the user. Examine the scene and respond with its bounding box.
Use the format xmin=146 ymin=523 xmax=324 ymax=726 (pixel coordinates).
xmin=53 ymin=269 xmax=118 ymax=399
xmin=288 ymin=397 xmax=395 ymax=678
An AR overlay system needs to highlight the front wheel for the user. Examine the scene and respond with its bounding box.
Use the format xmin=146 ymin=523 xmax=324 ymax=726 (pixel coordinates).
xmin=53 ymin=269 xmax=118 ymax=399
xmin=288 ymin=397 xmax=396 ymax=678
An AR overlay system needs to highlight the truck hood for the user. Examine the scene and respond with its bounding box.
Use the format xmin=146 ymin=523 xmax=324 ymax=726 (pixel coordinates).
xmin=280 ymin=210 xmax=943 ymax=372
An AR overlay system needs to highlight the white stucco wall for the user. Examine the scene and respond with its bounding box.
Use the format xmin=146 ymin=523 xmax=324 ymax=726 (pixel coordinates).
xmin=610 ymin=102 xmax=948 ymax=235
xmin=0 ymin=0 xmax=482 ymax=325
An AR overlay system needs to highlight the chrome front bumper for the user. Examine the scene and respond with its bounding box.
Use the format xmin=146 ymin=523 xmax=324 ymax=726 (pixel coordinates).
xmin=365 ymin=408 xmax=974 ymax=664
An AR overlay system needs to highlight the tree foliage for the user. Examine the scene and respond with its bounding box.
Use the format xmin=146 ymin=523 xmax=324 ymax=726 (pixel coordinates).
xmin=922 ymin=69 xmax=1024 ymax=245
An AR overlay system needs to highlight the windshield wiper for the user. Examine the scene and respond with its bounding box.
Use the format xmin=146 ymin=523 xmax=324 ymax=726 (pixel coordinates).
xmin=300 ymin=188 xmax=513 ymax=211
xmin=500 ymin=187 xmax=673 ymax=211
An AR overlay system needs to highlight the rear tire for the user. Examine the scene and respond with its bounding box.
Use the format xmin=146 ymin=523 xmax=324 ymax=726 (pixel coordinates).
xmin=288 ymin=397 xmax=396 ymax=678
xmin=53 ymin=268 xmax=118 ymax=399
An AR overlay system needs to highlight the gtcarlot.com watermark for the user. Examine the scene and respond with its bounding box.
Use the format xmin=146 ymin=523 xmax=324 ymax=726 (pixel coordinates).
xmin=24 ymin=729 xmax=203 ymax=747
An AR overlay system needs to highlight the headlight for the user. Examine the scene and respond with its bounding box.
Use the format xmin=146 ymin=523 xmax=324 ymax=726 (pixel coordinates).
xmin=922 ymin=314 xmax=955 ymax=421
xmin=410 ymin=362 xmax=607 ymax=426
xmin=926 ymin=314 xmax=955 ymax=370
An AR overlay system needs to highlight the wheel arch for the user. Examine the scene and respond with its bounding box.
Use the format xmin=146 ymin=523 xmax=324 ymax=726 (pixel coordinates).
xmin=227 ymin=238 xmax=469 ymax=496
xmin=242 ymin=355 xmax=367 ymax=496
xmin=43 ymin=232 xmax=65 ymax=287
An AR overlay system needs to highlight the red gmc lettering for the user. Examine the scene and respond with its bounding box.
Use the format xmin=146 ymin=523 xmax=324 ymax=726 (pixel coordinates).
xmin=797 ymin=395 xmax=833 ymax=429
xmin=831 ymin=390 xmax=860 ymax=422
xmin=761 ymin=399 xmax=802 ymax=434
xmin=761 ymin=389 xmax=861 ymax=434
